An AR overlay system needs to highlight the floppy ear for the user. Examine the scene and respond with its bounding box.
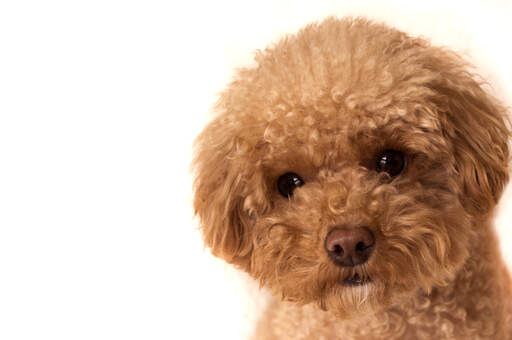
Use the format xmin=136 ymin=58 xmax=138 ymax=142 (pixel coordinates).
xmin=192 ymin=114 xmax=268 ymax=268
xmin=433 ymin=64 xmax=510 ymax=214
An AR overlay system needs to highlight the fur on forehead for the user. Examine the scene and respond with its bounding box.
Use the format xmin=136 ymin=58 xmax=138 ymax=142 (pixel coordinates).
xmin=220 ymin=17 xmax=443 ymax=122
xmin=215 ymin=17 xmax=454 ymax=164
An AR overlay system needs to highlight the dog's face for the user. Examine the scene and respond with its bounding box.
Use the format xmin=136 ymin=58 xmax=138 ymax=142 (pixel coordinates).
xmin=193 ymin=18 xmax=509 ymax=317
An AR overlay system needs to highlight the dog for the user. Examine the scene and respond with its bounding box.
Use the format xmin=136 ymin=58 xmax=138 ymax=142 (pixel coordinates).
xmin=192 ymin=17 xmax=512 ymax=339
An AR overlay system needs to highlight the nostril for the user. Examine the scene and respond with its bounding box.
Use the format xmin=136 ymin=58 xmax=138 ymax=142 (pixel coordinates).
xmin=333 ymin=244 xmax=344 ymax=256
xmin=355 ymin=241 xmax=365 ymax=253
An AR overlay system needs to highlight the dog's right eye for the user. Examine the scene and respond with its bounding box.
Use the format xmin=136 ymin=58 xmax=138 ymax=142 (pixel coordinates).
xmin=376 ymin=149 xmax=406 ymax=177
xmin=277 ymin=172 xmax=304 ymax=198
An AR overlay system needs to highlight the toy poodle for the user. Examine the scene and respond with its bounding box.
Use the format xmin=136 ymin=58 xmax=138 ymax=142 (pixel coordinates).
xmin=192 ymin=17 xmax=512 ymax=339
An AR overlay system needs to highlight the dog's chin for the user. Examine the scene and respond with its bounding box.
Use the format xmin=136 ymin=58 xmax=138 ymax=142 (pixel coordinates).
xmin=321 ymin=273 xmax=433 ymax=319
xmin=318 ymin=276 xmax=394 ymax=319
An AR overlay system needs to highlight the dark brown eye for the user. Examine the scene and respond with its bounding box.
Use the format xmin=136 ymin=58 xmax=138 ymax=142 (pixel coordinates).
xmin=277 ymin=172 xmax=304 ymax=197
xmin=376 ymin=150 xmax=406 ymax=177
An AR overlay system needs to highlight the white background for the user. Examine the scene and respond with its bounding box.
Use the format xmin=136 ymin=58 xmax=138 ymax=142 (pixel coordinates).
xmin=0 ymin=0 xmax=511 ymax=339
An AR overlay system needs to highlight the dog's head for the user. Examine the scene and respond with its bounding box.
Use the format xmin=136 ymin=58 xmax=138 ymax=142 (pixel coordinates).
xmin=192 ymin=17 xmax=509 ymax=317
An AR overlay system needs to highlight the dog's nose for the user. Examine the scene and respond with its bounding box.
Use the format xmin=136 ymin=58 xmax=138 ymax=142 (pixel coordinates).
xmin=325 ymin=226 xmax=375 ymax=267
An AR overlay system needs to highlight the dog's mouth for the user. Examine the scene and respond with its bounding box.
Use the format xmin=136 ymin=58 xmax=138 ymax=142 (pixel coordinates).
xmin=343 ymin=273 xmax=371 ymax=286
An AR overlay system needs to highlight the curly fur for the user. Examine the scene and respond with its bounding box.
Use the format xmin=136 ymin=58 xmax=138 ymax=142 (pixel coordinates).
xmin=193 ymin=17 xmax=512 ymax=339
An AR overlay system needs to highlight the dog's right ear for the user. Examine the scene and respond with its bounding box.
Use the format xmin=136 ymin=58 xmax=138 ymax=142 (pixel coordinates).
xmin=192 ymin=114 xmax=267 ymax=268
xmin=429 ymin=53 xmax=511 ymax=215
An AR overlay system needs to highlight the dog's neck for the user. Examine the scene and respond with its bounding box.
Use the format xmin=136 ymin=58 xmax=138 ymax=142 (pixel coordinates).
xmin=256 ymin=222 xmax=512 ymax=339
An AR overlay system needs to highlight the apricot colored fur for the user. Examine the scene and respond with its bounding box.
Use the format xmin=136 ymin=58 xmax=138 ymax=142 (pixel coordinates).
xmin=193 ymin=17 xmax=512 ymax=339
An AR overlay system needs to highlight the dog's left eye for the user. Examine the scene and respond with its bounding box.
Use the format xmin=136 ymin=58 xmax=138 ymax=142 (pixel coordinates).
xmin=376 ymin=150 xmax=406 ymax=177
xmin=277 ymin=172 xmax=304 ymax=198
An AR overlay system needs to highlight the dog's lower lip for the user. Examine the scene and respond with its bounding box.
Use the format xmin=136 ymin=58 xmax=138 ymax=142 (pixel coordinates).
xmin=343 ymin=273 xmax=371 ymax=286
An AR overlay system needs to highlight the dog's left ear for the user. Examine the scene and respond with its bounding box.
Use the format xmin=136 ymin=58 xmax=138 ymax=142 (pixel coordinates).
xmin=433 ymin=60 xmax=510 ymax=214
xmin=192 ymin=114 xmax=268 ymax=269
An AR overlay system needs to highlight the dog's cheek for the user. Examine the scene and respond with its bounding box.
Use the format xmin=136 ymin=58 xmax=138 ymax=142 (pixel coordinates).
xmin=249 ymin=218 xmax=324 ymax=302
xmin=377 ymin=192 xmax=472 ymax=293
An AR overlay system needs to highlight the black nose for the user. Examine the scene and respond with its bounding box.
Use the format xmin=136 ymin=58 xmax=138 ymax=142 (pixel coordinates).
xmin=324 ymin=226 xmax=375 ymax=267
